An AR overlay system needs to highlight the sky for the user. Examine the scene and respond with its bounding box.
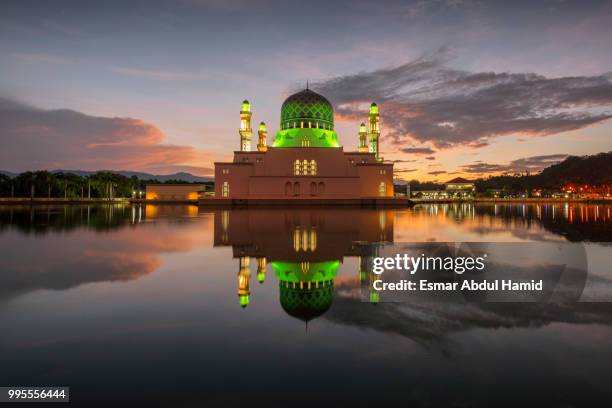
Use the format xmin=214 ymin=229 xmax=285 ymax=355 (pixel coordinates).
xmin=0 ymin=0 xmax=611 ymax=181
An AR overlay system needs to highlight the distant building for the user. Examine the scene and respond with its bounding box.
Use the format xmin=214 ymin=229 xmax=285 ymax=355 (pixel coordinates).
xmin=413 ymin=190 xmax=448 ymax=200
xmin=563 ymin=184 xmax=612 ymax=199
xmin=213 ymin=88 xmax=393 ymax=199
xmin=445 ymin=177 xmax=475 ymax=199
xmin=145 ymin=184 xmax=205 ymax=201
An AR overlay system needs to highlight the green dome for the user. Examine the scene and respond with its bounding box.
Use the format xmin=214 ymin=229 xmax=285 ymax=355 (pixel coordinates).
xmin=272 ymin=260 xmax=338 ymax=321
xmin=280 ymin=89 xmax=333 ymax=129
xmin=270 ymin=260 xmax=340 ymax=283
xmin=273 ymin=89 xmax=340 ymax=148
xmin=279 ymin=283 xmax=334 ymax=322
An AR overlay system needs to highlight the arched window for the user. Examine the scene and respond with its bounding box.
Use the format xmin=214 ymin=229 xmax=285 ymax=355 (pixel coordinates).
xmin=310 ymin=182 xmax=317 ymax=196
xmin=285 ymin=181 xmax=292 ymax=196
xmin=379 ymin=181 xmax=386 ymax=196
xmin=222 ymin=181 xmax=230 ymax=197
xmin=293 ymin=182 xmax=300 ymax=196
xmin=310 ymin=160 xmax=317 ymax=175
xmin=318 ymin=182 xmax=325 ymax=195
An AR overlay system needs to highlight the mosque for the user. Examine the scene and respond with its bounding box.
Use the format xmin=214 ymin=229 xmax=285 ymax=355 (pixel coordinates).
xmin=213 ymin=88 xmax=395 ymax=200
xmin=214 ymin=208 xmax=390 ymax=322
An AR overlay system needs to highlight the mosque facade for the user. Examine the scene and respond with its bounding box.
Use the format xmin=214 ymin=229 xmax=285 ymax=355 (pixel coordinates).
xmin=213 ymin=88 xmax=394 ymax=199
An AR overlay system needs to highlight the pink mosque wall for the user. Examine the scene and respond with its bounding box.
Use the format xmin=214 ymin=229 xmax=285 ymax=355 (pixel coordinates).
xmin=214 ymin=147 xmax=393 ymax=199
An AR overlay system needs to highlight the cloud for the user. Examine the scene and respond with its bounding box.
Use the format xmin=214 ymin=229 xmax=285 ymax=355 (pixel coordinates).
xmin=0 ymin=214 xmax=212 ymax=299
xmin=428 ymin=170 xmax=447 ymax=175
xmin=315 ymin=49 xmax=612 ymax=149
xmin=461 ymin=154 xmax=569 ymax=174
xmin=400 ymin=146 xmax=436 ymax=155
xmin=394 ymin=168 xmax=418 ymax=174
xmin=425 ymin=156 xmax=436 ymax=160
xmin=0 ymin=98 xmax=211 ymax=175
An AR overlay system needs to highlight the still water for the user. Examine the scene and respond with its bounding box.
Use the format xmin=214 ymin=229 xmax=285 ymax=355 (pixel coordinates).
xmin=0 ymin=203 xmax=611 ymax=407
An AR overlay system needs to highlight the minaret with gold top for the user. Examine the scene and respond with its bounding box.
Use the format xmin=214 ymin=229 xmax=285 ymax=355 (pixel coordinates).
xmin=238 ymin=256 xmax=251 ymax=308
xmin=368 ymin=102 xmax=381 ymax=161
xmin=239 ymin=100 xmax=252 ymax=152
xmin=257 ymin=122 xmax=268 ymax=152
xmin=256 ymin=257 xmax=267 ymax=283
xmin=358 ymin=122 xmax=368 ymax=152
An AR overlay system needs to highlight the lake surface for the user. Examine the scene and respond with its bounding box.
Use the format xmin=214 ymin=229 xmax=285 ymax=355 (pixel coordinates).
xmin=0 ymin=203 xmax=611 ymax=407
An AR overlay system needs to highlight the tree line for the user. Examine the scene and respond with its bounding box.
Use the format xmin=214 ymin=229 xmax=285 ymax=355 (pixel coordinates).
xmin=0 ymin=171 xmax=212 ymax=199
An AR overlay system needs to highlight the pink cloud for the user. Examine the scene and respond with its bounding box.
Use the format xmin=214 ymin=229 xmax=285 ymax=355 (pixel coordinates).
xmin=0 ymin=98 xmax=212 ymax=175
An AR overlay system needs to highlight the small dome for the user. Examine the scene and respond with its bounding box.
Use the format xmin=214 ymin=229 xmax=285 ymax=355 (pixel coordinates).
xmin=280 ymin=89 xmax=333 ymax=130
xmin=241 ymin=99 xmax=251 ymax=112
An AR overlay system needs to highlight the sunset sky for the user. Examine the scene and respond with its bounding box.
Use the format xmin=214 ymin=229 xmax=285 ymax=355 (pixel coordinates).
xmin=1 ymin=0 xmax=611 ymax=181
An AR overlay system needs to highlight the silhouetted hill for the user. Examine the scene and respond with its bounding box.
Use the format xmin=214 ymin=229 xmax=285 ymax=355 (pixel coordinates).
xmin=0 ymin=170 xmax=212 ymax=183
xmin=539 ymin=152 xmax=612 ymax=185
xmin=475 ymin=152 xmax=612 ymax=191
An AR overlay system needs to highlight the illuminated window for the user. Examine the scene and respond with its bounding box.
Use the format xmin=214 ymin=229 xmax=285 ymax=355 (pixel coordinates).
xmin=293 ymin=227 xmax=317 ymax=252
xmin=293 ymin=159 xmax=317 ymax=175
xmin=294 ymin=160 xmax=301 ymax=175
xmin=222 ymin=181 xmax=230 ymax=197
xmin=240 ymin=120 xmax=247 ymax=130
xmin=378 ymin=181 xmax=386 ymax=196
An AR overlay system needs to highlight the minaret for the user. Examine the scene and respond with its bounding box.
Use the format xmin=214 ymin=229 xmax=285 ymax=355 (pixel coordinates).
xmin=368 ymin=102 xmax=381 ymax=161
xmin=257 ymin=122 xmax=268 ymax=152
xmin=238 ymin=256 xmax=251 ymax=308
xmin=239 ymin=100 xmax=252 ymax=152
xmin=358 ymin=122 xmax=368 ymax=152
xmin=257 ymin=257 xmax=267 ymax=283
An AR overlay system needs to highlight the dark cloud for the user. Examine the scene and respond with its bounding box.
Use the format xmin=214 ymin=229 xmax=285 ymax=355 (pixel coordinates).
xmin=425 ymin=156 xmax=436 ymax=160
xmin=0 ymin=97 xmax=211 ymax=175
xmin=461 ymin=154 xmax=568 ymax=174
xmin=394 ymin=168 xmax=418 ymax=174
xmin=428 ymin=170 xmax=447 ymax=175
xmin=389 ymin=159 xmax=418 ymax=163
xmin=315 ymin=50 xmax=612 ymax=148
xmin=400 ymin=146 xmax=436 ymax=155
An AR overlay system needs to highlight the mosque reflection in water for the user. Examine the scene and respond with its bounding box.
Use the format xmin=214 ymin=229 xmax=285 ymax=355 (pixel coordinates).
xmin=213 ymin=209 xmax=389 ymax=320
